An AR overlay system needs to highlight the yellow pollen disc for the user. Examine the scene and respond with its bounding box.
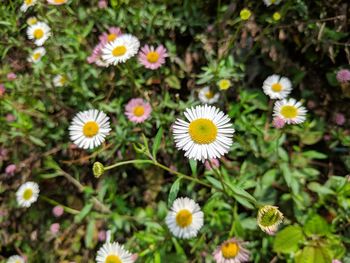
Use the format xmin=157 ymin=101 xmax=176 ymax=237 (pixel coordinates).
xmin=271 ymin=0 xmax=276 ymax=3
xmin=188 ymin=118 xmax=218 ymax=144
xmin=60 ymin=77 xmax=66 ymax=85
xmin=23 ymin=189 xmax=33 ymax=200
xmin=271 ymin=83 xmax=282 ymax=92
xmin=83 ymin=121 xmax=99 ymax=138
xmin=133 ymin=106 xmax=145 ymax=117
xmin=33 ymin=28 xmax=44 ymax=39
xmin=176 ymin=209 xmax=193 ymax=228
xmin=25 ymin=0 xmax=33 ymax=4
xmin=280 ymin=105 xmax=298 ymax=119
xmin=28 ymin=17 xmax=38 ymax=25
xmin=33 ymin=52 xmax=41 ymax=61
xmin=112 ymin=46 xmax=127 ymax=57
xmin=205 ymin=91 xmax=214 ymax=99
xmin=105 ymin=255 xmax=122 ymax=263
xmin=54 ymin=0 xmax=66 ymax=3
xmin=221 ymin=242 xmax=240 ymax=259
xmin=219 ymin=80 xmax=231 ymax=90
xmin=107 ymin=33 xmax=117 ymax=42
xmin=146 ymin=51 xmax=159 ymax=63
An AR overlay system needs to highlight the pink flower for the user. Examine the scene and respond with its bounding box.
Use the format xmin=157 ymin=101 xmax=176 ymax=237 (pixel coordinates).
xmin=7 ymin=72 xmax=17 ymax=80
xmin=6 ymin=114 xmax=16 ymax=122
xmin=324 ymin=134 xmax=331 ymax=141
xmin=0 ymin=148 xmax=8 ymax=160
xmin=213 ymin=238 xmax=250 ymax=263
xmin=5 ymin=164 xmax=16 ymax=176
xmin=99 ymin=27 xmax=122 ymax=43
xmin=138 ymin=44 xmax=168 ymax=70
xmin=333 ymin=113 xmax=346 ymax=126
xmin=332 ymin=260 xmax=342 ymax=263
xmin=87 ymin=42 xmax=108 ymax=67
xmin=98 ymin=230 xmax=106 ymax=241
xmin=125 ymin=98 xmax=152 ymax=123
xmin=98 ymin=0 xmax=107 ymax=8
xmin=50 ymin=223 xmax=60 ymax=234
xmin=273 ymin=116 xmax=286 ymax=129
xmin=204 ymin=158 xmax=220 ymax=170
xmin=336 ymin=69 xmax=350 ymax=83
xmin=131 ymin=254 xmax=138 ymax=261
xmin=0 ymin=84 xmax=5 ymax=96
xmin=52 ymin=206 xmax=64 ymax=217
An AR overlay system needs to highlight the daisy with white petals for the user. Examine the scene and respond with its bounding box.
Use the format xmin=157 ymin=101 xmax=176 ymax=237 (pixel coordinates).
xmin=213 ymin=238 xmax=250 ymax=263
xmin=198 ymin=87 xmax=220 ymax=104
xmin=28 ymin=47 xmax=46 ymax=63
xmin=16 ymin=181 xmax=40 ymax=208
xmin=47 ymin=0 xmax=68 ymax=5
xmin=7 ymin=255 xmax=25 ymax=263
xmin=262 ymin=74 xmax=292 ymax=99
xmin=53 ymin=74 xmax=67 ymax=87
xmin=173 ymin=105 xmax=234 ymax=161
xmin=273 ymin=98 xmax=307 ymax=124
xmin=102 ymin=34 xmax=140 ymax=65
xmin=69 ymin=109 xmax=111 ymax=149
xmin=165 ymin=197 xmax=204 ymax=239
xmin=96 ymin=242 xmax=135 ymax=263
xmin=20 ymin=0 xmax=37 ymax=12
xmin=27 ymin=22 xmax=51 ymax=46
xmin=263 ymin=0 xmax=281 ymax=6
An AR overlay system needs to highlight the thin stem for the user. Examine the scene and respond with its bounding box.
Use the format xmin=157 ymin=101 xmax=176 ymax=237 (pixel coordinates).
xmin=105 ymin=160 xmax=154 ymax=170
xmin=41 ymin=195 xmax=80 ymax=215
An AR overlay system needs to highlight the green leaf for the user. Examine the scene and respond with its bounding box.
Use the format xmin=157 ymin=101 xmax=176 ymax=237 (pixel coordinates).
xmin=168 ymin=178 xmax=181 ymax=207
xmin=304 ymin=215 xmax=329 ymax=237
xmin=273 ymin=225 xmax=304 ymax=253
xmin=295 ymin=246 xmax=332 ymax=263
xmin=302 ymin=150 xmax=327 ymax=159
xmin=152 ymin=127 xmax=163 ymax=159
xmin=308 ymin=182 xmax=334 ymax=195
xmin=29 ymin=135 xmax=45 ymax=147
xmin=74 ymin=203 xmax=93 ymax=223
xmin=189 ymin=159 xmax=197 ymax=176
xmin=84 ymin=219 xmax=95 ymax=249
xmin=165 ymin=75 xmax=181 ymax=89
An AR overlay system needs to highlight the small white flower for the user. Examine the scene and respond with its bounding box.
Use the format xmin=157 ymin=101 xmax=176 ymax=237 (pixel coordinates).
xmin=69 ymin=109 xmax=111 ymax=149
xmin=165 ymin=197 xmax=204 ymax=239
xmin=28 ymin=47 xmax=46 ymax=63
xmin=27 ymin=22 xmax=51 ymax=46
xmin=96 ymin=242 xmax=135 ymax=263
xmin=198 ymin=87 xmax=220 ymax=104
xmin=263 ymin=0 xmax=282 ymax=6
xmin=47 ymin=0 xmax=68 ymax=5
xmin=262 ymin=74 xmax=292 ymax=99
xmin=20 ymin=0 xmax=37 ymax=12
xmin=173 ymin=105 xmax=234 ymax=161
xmin=213 ymin=238 xmax=250 ymax=263
xmin=102 ymin=34 xmax=140 ymax=65
xmin=7 ymin=255 xmax=25 ymax=263
xmin=53 ymin=74 xmax=67 ymax=87
xmin=257 ymin=205 xmax=284 ymax=235
xmin=273 ymin=98 xmax=307 ymax=124
xmin=16 ymin=182 xmax=40 ymax=208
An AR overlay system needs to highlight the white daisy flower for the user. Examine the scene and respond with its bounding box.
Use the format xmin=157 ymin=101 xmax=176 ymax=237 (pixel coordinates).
xmin=257 ymin=205 xmax=284 ymax=235
xmin=26 ymin=22 xmax=51 ymax=46
xmin=7 ymin=255 xmax=25 ymax=263
xmin=263 ymin=0 xmax=282 ymax=6
xmin=262 ymin=74 xmax=292 ymax=99
xmin=28 ymin=47 xmax=46 ymax=63
xmin=165 ymin=197 xmax=204 ymax=239
xmin=273 ymin=98 xmax=307 ymax=124
xmin=47 ymin=0 xmax=68 ymax=4
xmin=20 ymin=0 xmax=37 ymax=12
xmin=16 ymin=181 xmax=40 ymax=208
xmin=101 ymin=34 xmax=140 ymax=65
xmin=96 ymin=242 xmax=135 ymax=263
xmin=198 ymin=87 xmax=220 ymax=104
xmin=212 ymin=238 xmax=250 ymax=263
xmin=69 ymin=109 xmax=111 ymax=149
xmin=173 ymin=105 xmax=234 ymax=161
xmin=53 ymin=74 xmax=67 ymax=87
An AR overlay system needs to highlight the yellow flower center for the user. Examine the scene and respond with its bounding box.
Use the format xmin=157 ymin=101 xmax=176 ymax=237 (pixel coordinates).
xmin=176 ymin=209 xmax=193 ymax=228
xmin=25 ymin=0 xmax=33 ymax=4
xmin=33 ymin=52 xmax=41 ymax=61
xmin=54 ymin=0 xmax=66 ymax=3
xmin=105 ymin=255 xmax=122 ymax=263
xmin=107 ymin=33 xmax=117 ymax=42
xmin=27 ymin=17 xmax=38 ymax=25
xmin=23 ymin=189 xmax=33 ymax=200
xmin=271 ymin=83 xmax=282 ymax=92
xmin=273 ymin=12 xmax=281 ymax=21
xmin=133 ymin=106 xmax=145 ymax=117
xmin=271 ymin=0 xmax=276 ymax=3
xmin=146 ymin=51 xmax=159 ymax=63
xmin=205 ymin=91 xmax=214 ymax=99
xmin=280 ymin=105 xmax=298 ymax=119
xmin=33 ymin=28 xmax=44 ymax=39
xmin=218 ymin=79 xmax=231 ymax=90
xmin=189 ymin=118 xmax=218 ymax=144
xmin=83 ymin=121 xmax=99 ymax=137
xmin=112 ymin=46 xmax=127 ymax=57
xmin=221 ymin=241 xmax=240 ymax=259
xmin=240 ymin=8 xmax=251 ymax=20
xmin=60 ymin=77 xmax=66 ymax=85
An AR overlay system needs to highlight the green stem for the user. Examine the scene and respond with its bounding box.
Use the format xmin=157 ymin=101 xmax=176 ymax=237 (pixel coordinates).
xmin=41 ymin=195 xmax=80 ymax=215
xmin=104 ymin=160 xmax=153 ymax=170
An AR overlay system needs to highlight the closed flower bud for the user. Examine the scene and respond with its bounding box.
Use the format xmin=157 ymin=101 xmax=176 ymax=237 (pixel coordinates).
xmin=257 ymin=205 xmax=283 ymax=235
xmin=93 ymin=162 xmax=105 ymax=178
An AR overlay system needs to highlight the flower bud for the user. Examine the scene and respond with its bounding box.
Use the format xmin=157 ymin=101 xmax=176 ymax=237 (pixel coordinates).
xmin=93 ymin=162 xmax=105 ymax=178
xmin=257 ymin=205 xmax=284 ymax=235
